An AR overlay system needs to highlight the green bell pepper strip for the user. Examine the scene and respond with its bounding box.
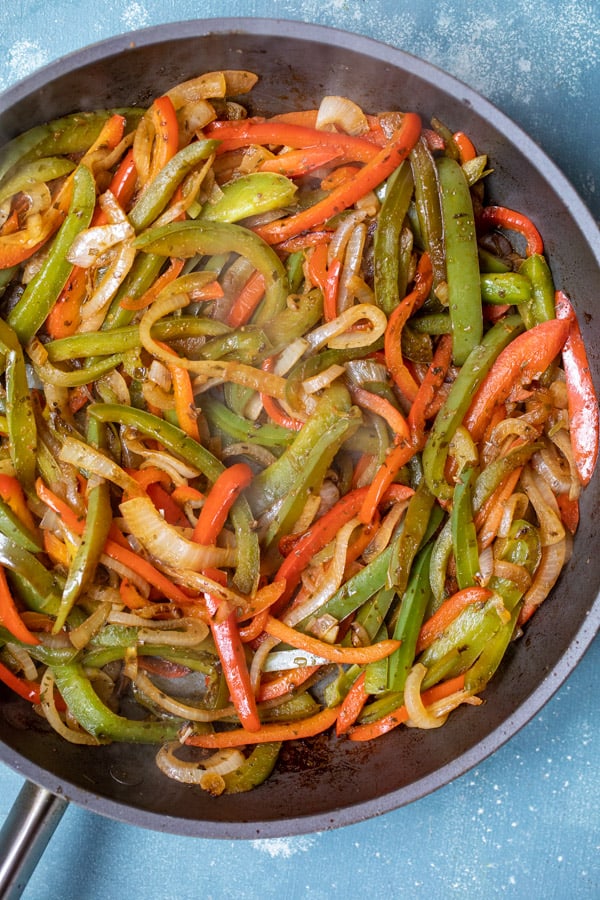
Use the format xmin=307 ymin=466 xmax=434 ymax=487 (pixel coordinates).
xmin=222 ymin=742 xmax=282 ymax=793
xmin=386 ymin=481 xmax=437 ymax=597
xmin=52 ymin=661 xmax=182 ymax=743
xmin=245 ymin=383 xmax=357 ymax=519
xmin=87 ymin=403 xmax=259 ymax=593
xmin=261 ymin=408 xmax=361 ymax=551
xmin=495 ymin=519 xmax=542 ymax=575
xmin=480 ymin=272 xmax=533 ymax=305
xmin=437 ymin=155 xmax=483 ymax=366
xmin=464 ymin=605 xmax=519 ymax=693
xmin=373 ymin=160 xmax=414 ymax=314
xmin=3 ymin=347 xmax=37 ymax=493
xmin=518 ymin=253 xmax=556 ymax=327
xmin=422 ymin=313 xmax=524 ymax=500
xmin=196 ymin=326 xmax=271 ymax=364
xmin=0 ymin=533 xmax=61 ymax=615
xmin=201 ymin=395 xmax=293 ymax=449
xmin=128 ymin=140 xmax=219 ymax=232
xmin=261 ymin=288 xmax=323 ymax=349
xmin=0 ymin=157 xmax=76 ymax=205
xmin=7 ymin=164 xmax=96 ymax=344
xmin=199 ymin=172 xmax=297 ymax=223
xmin=134 ymin=219 xmax=289 ymax=325
xmin=429 ymin=518 xmax=453 ymax=609
xmin=419 ymin=595 xmax=507 ymax=689
xmin=451 ymin=467 xmax=480 ymax=589
xmin=30 ymin=345 xmax=125 ymax=387
xmin=410 ymin=312 xmax=451 ymax=335
xmin=0 ymin=628 xmax=78 ymax=666
xmin=409 ymin=138 xmax=445 ymax=288
xmin=471 ymin=441 xmax=542 ymax=513
xmin=52 ymin=418 xmax=113 ymax=633
xmin=0 ymin=110 xmax=139 ymax=184
xmin=47 ymin=316 xmax=231 ymax=362
xmin=387 ymin=543 xmax=433 ymax=693
xmin=100 ymin=252 xmax=165 ymax=332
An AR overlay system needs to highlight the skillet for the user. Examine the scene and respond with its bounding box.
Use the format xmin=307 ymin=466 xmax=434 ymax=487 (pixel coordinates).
xmin=0 ymin=14 xmax=598 ymax=888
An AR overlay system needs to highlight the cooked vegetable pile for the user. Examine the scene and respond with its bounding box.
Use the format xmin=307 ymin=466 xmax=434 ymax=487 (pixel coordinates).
xmin=0 ymin=70 xmax=596 ymax=795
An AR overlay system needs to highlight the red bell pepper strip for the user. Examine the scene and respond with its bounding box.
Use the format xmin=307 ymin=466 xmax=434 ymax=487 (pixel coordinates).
xmin=148 ymin=95 xmax=179 ymax=181
xmin=307 ymin=242 xmax=342 ymax=321
xmin=191 ymin=463 xmax=260 ymax=732
xmin=555 ymin=290 xmax=599 ymax=486
xmin=256 ymin=664 xmax=319 ymax=702
xmin=264 ymin=615 xmax=400 ymax=665
xmin=0 ymin=565 xmax=40 ymax=645
xmin=384 ymin=252 xmax=433 ymax=402
xmin=349 ymin=673 xmax=466 ymax=741
xmin=464 ymin=316 xmax=570 ymax=443
xmin=259 ymin=146 xmax=344 ymax=177
xmin=274 ymin=483 xmax=414 ymax=609
xmin=336 ymin=671 xmax=369 ymax=735
xmin=184 ymin=704 xmax=340 ymax=748
xmin=408 ymin=333 xmax=453 ymax=442
xmin=0 ymin=473 xmax=38 ymax=533
xmin=205 ymin=119 xmax=380 ymax=162
xmin=226 ymin=270 xmax=265 ymax=327
xmin=358 ymin=438 xmax=421 ymax=524
xmin=254 ymin=113 xmax=422 ymax=245
xmin=478 ymin=205 xmax=544 ymax=257
xmin=453 ymin=131 xmax=477 ymax=163
xmin=348 ymin=383 xmax=410 ymax=444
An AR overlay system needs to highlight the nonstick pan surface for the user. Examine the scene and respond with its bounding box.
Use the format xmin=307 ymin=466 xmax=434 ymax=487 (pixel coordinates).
xmin=0 ymin=19 xmax=598 ymax=839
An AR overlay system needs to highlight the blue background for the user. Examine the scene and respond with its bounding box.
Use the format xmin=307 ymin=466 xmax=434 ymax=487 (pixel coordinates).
xmin=0 ymin=2 xmax=598 ymax=898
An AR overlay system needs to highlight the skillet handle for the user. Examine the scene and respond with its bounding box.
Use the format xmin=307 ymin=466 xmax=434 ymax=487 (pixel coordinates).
xmin=0 ymin=781 xmax=68 ymax=900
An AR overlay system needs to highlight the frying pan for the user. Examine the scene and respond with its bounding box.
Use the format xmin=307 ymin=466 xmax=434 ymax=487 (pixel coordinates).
xmin=0 ymin=16 xmax=599 ymax=895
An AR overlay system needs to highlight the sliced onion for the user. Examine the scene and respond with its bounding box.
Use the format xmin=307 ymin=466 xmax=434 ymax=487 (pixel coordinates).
xmin=133 ymin=670 xmax=236 ymax=722
xmin=220 ymin=442 xmax=277 ymax=468
xmin=68 ymin=601 xmax=112 ymax=650
xmin=67 ymin=222 xmax=135 ymax=267
xmin=249 ymin=634 xmax=280 ymax=694
xmin=316 ymin=95 xmax=369 ymax=135
xmin=549 ymin=427 xmax=581 ymax=501
xmin=120 ymin=497 xmax=237 ymax=570
xmin=302 ymin=364 xmax=346 ymax=394
xmin=5 ymin=643 xmax=37 ymax=681
xmin=531 ymin=441 xmax=572 ymax=496
xmin=520 ymin=466 xmax=565 ymax=546
xmin=336 ymin=223 xmax=367 ymax=312
xmin=362 ymin=501 xmax=408 ymax=563
xmin=328 ymin=210 xmax=367 ymax=267
xmin=522 ymin=538 xmax=567 ymax=614
xmin=136 ymin=618 xmax=209 ymax=647
xmin=40 ymin=668 xmax=106 ymax=745
xmin=156 ymin=742 xmax=245 ymax=791
xmin=497 ymin=491 xmax=530 ymax=539
xmin=306 ymin=303 xmax=388 ymax=352
xmin=492 ymin=559 xmax=532 ymax=593
xmin=98 ymin=188 xmax=130 ymax=224
xmin=403 ymin=663 xmax=448 ymax=729
xmin=59 ymin=435 xmax=143 ymax=496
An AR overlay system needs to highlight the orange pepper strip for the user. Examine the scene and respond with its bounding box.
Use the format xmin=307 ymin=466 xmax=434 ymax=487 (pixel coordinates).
xmin=475 ymin=466 xmax=524 ymax=549
xmin=556 ymin=493 xmax=580 ymax=535
xmin=453 ymin=131 xmax=477 ymax=163
xmin=478 ymin=205 xmax=544 ymax=257
xmin=347 ymin=383 xmax=410 ymax=444
xmin=358 ymin=438 xmax=420 ymax=524
xmin=464 ymin=317 xmax=570 ymax=444
xmin=384 ymin=252 xmax=433 ymax=403
xmin=555 ymin=290 xmax=599 ymax=486
xmin=148 ymin=95 xmax=179 ymax=181
xmin=349 ymin=674 xmax=466 ymax=742
xmin=336 ymin=671 xmax=369 ymax=735
xmin=238 ymin=607 xmax=271 ymax=644
xmin=0 ymin=474 xmax=38 ymax=533
xmin=276 ymin=230 xmax=332 ymax=253
xmin=185 ymin=704 xmax=340 ymax=748
xmin=259 ymin=146 xmax=343 ymax=177
xmin=260 ymin=357 xmax=304 ymax=432
xmin=256 ymin=664 xmax=319 ymax=702
xmin=120 ymin=257 xmax=184 ymax=311
xmin=320 ymin=165 xmax=361 ymax=191
xmin=153 ymin=339 xmax=200 ymax=442
xmin=263 ymin=615 xmax=400 ymax=666
xmin=407 ymin=333 xmax=453 ymax=442
xmin=34 ymin=479 xmax=193 ymax=605
xmin=415 ymin=587 xmax=494 ymax=655
xmin=46 ymin=265 xmax=87 ymax=338
xmin=0 ymin=660 xmax=41 ymax=704
xmin=191 ymin=463 xmax=260 ymax=732
xmin=226 ymin=270 xmax=265 ymax=327
xmin=254 ymin=113 xmax=422 ymax=245
xmin=0 ymin=566 xmax=40 ymax=645
xmin=307 ymin=242 xmax=342 ymax=321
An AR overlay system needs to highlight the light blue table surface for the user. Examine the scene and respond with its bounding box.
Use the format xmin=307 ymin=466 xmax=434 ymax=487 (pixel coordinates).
xmin=0 ymin=3 xmax=598 ymax=898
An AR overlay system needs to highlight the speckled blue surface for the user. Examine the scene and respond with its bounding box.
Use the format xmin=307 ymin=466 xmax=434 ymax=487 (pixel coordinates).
xmin=0 ymin=3 xmax=598 ymax=898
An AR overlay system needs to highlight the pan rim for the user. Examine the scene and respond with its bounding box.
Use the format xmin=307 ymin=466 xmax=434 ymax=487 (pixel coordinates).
xmin=0 ymin=17 xmax=599 ymax=839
